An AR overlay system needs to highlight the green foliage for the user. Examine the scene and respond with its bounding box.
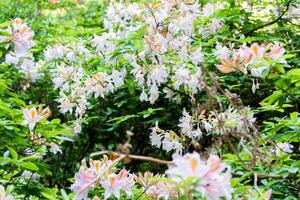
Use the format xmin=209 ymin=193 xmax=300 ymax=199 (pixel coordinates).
xmin=0 ymin=0 xmax=299 ymax=199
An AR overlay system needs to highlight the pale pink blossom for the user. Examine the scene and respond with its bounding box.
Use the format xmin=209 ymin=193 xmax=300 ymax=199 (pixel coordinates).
xmin=70 ymin=167 xmax=97 ymax=200
xmin=22 ymin=106 xmax=51 ymax=131
xmin=7 ymin=18 xmax=35 ymax=57
xmin=0 ymin=185 xmax=13 ymax=200
xmin=100 ymin=170 xmax=134 ymax=200
xmin=166 ymin=153 xmax=233 ymax=200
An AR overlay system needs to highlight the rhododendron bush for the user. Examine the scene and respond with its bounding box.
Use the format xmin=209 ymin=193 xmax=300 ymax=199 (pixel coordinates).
xmin=0 ymin=0 xmax=299 ymax=199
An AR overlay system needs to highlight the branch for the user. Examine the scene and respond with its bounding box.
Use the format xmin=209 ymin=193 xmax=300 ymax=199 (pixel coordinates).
xmin=243 ymin=0 xmax=292 ymax=36
xmin=90 ymin=150 xmax=173 ymax=165
xmin=232 ymin=172 xmax=297 ymax=179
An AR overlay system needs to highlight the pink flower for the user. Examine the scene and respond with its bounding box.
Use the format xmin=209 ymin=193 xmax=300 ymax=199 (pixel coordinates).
xmin=0 ymin=185 xmax=13 ymax=200
xmin=100 ymin=169 xmax=134 ymax=200
xmin=22 ymin=106 xmax=51 ymax=131
xmin=265 ymin=43 xmax=285 ymax=59
xmin=215 ymin=50 xmax=251 ymax=74
xmin=264 ymin=189 xmax=272 ymax=200
xmin=70 ymin=167 xmax=97 ymax=200
xmin=9 ymin=18 xmax=35 ymax=57
xmin=200 ymin=171 xmax=232 ymax=200
xmin=166 ymin=152 xmax=206 ymax=179
xmin=166 ymin=152 xmax=233 ymax=200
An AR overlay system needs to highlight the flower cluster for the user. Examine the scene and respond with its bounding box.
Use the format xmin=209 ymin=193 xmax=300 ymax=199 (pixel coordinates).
xmin=44 ymin=42 xmax=91 ymax=62
xmin=70 ymin=157 xmax=134 ymax=200
xmin=89 ymin=0 xmax=215 ymax=105
xmin=46 ymin=40 xmax=126 ymax=133
xmin=52 ymin=63 xmax=126 ymax=133
xmin=1 ymin=18 xmax=40 ymax=83
xmin=150 ymin=107 xmax=256 ymax=154
xmin=149 ymin=122 xmax=183 ymax=154
xmin=215 ymin=42 xmax=286 ymax=93
xmin=71 ymin=152 xmax=232 ymax=200
xmin=166 ymin=152 xmax=232 ymax=200
xmin=215 ymin=42 xmax=286 ymax=77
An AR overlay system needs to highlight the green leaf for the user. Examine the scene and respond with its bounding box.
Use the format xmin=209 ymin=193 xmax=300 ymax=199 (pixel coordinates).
xmin=290 ymin=112 xmax=298 ymax=121
xmin=287 ymin=68 xmax=300 ymax=76
xmin=60 ymin=189 xmax=69 ymax=200
xmin=18 ymin=162 xmax=39 ymax=171
xmin=41 ymin=188 xmax=58 ymax=200
xmin=0 ymin=29 xmax=11 ymax=37
xmin=7 ymin=147 xmax=18 ymax=160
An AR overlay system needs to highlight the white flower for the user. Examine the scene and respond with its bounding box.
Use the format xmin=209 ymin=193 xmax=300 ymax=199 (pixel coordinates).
xmin=172 ymin=140 xmax=184 ymax=154
xmin=44 ymin=45 xmax=65 ymax=61
xmin=130 ymin=63 xmax=145 ymax=87
xmin=22 ymin=106 xmax=51 ymax=131
xmin=149 ymin=122 xmax=163 ymax=148
xmin=173 ymin=68 xmax=190 ymax=89
xmin=111 ymin=68 xmax=126 ymax=88
xmin=101 ymin=174 xmax=122 ymax=200
xmin=250 ymin=66 xmax=268 ymax=78
xmin=276 ymin=143 xmax=293 ymax=155
xmin=148 ymin=66 xmax=169 ymax=85
xmin=140 ymin=89 xmax=148 ymax=102
xmin=162 ymin=136 xmax=174 ymax=152
xmin=178 ymin=109 xmax=194 ymax=138
xmin=149 ymin=84 xmax=159 ymax=104
xmin=18 ymin=56 xmax=41 ymax=82
xmin=150 ymin=131 xmax=163 ymax=148
xmin=203 ymin=121 xmax=213 ymax=132
xmin=21 ymin=170 xmax=40 ymax=181
xmin=58 ymin=95 xmax=74 ymax=114
xmin=47 ymin=142 xmax=62 ymax=154
xmin=190 ymin=47 xmax=203 ymax=66
xmin=192 ymin=126 xmax=202 ymax=138
xmin=215 ymin=43 xmax=230 ymax=60
xmin=163 ymin=87 xmax=174 ymax=100
xmin=5 ymin=52 xmax=19 ymax=65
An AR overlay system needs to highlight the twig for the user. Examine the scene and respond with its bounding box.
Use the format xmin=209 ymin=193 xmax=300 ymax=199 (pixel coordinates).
xmin=243 ymin=0 xmax=292 ymax=36
xmin=90 ymin=150 xmax=173 ymax=165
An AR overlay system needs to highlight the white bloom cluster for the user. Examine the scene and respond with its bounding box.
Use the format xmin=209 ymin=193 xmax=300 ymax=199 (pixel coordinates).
xmin=52 ymin=62 xmax=126 ymax=133
xmin=44 ymin=42 xmax=91 ymax=62
xmin=150 ymin=106 xmax=256 ymax=153
xmin=178 ymin=108 xmax=202 ymax=138
xmin=1 ymin=18 xmax=41 ymax=83
xmin=88 ymin=1 xmax=210 ymax=105
xmin=202 ymin=2 xmax=228 ymax=17
xmin=209 ymin=107 xmax=256 ymax=135
xmin=149 ymin=122 xmax=183 ymax=154
xmin=275 ymin=142 xmax=293 ymax=155
xmin=85 ymin=68 xmax=127 ymax=98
